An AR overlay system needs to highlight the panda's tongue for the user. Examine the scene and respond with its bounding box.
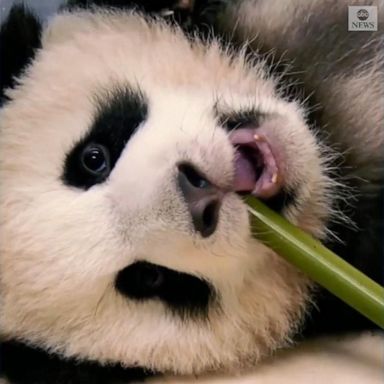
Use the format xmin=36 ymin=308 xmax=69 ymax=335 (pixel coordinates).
xmin=233 ymin=150 xmax=258 ymax=191
xmin=230 ymin=128 xmax=282 ymax=199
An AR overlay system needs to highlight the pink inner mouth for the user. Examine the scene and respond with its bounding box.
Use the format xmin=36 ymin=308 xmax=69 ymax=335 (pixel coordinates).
xmin=230 ymin=128 xmax=283 ymax=199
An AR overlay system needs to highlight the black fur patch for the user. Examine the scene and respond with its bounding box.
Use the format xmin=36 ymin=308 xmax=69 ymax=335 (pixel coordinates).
xmin=0 ymin=4 xmax=41 ymax=105
xmin=115 ymin=261 xmax=215 ymax=317
xmin=62 ymin=86 xmax=148 ymax=189
xmin=66 ymin=0 xmax=182 ymax=12
xmin=0 ymin=340 xmax=153 ymax=384
xmin=65 ymin=0 xmax=223 ymax=35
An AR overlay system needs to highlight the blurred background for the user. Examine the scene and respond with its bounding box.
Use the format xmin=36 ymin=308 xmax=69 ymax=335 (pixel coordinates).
xmin=1 ymin=0 xmax=65 ymax=23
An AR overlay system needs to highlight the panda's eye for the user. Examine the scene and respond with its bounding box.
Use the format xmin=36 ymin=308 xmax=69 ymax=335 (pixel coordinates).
xmin=62 ymin=86 xmax=148 ymax=190
xmin=81 ymin=144 xmax=110 ymax=175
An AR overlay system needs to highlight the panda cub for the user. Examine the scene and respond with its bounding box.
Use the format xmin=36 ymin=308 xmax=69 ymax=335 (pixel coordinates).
xmin=0 ymin=0 xmax=383 ymax=383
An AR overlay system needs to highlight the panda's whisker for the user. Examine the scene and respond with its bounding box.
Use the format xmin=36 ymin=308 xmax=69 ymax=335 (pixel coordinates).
xmin=93 ymin=282 xmax=113 ymax=318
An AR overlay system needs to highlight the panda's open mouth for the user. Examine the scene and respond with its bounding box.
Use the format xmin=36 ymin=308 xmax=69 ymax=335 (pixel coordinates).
xmin=115 ymin=261 xmax=214 ymax=316
xmin=230 ymin=128 xmax=282 ymax=199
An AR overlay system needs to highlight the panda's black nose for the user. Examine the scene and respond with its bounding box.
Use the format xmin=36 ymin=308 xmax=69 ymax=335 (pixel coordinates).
xmin=177 ymin=164 xmax=222 ymax=238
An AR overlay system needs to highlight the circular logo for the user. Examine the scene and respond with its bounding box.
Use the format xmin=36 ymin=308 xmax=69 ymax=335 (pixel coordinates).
xmin=357 ymin=9 xmax=369 ymax=21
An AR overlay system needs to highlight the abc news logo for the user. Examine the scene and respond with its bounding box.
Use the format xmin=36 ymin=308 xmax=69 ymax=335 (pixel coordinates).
xmin=348 ymin=6 xmax=378 ymax=31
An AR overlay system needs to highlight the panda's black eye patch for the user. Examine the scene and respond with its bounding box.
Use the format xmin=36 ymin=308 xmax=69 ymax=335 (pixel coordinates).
xmin=62 ymin=85 xmax=148 ymax=189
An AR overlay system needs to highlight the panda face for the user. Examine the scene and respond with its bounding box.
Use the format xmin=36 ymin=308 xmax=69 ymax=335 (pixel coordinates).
xmin=0 ymin=11 xmax=335 ymax=374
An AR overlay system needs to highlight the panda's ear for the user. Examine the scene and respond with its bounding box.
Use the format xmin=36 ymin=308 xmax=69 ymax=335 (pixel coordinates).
xmin=0 ymin=4 xmax=42 ymax=103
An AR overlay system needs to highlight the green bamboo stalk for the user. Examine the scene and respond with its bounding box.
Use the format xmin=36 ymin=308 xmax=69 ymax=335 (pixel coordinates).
xmin=246 ymin=195 xmax=384 ymax=329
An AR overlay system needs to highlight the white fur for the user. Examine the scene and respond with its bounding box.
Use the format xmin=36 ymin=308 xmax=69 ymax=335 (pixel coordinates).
xmin=2 ymin=332 xmax=380 ymax=384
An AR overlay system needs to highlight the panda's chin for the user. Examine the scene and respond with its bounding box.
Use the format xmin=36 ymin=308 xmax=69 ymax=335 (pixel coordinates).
xmin=114 ymin=261 xmax=215 ymax=317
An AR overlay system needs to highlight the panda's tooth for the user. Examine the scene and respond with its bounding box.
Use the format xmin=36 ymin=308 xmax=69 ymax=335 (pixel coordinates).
xmin=271 ymin=173 xmax=278 ymax=184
